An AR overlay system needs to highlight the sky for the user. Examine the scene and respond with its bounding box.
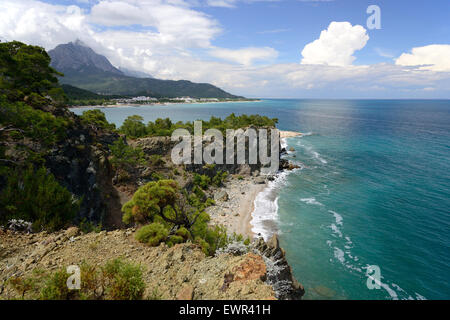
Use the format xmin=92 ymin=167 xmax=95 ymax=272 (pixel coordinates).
xmin=0 ymin=0 xmax=449 ymax=98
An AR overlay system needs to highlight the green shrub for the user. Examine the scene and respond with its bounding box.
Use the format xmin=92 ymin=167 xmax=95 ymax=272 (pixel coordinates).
xmin=109 ymin=137 xmax=146 ymax=170
xmin=102 ymin=258 xmax=145 ymax=300
xmin=79 ymin=218 xmax=102 ymax=234
xmin=0 ymin=96 xmax=68 ymax=145
xmin=0 ymin=165 xmax=79 ymax=231
xmin=212 ymin=170 xmax=228 ymax=187
xmin=135 ymin=222 xmax=169 ymax=246
xmin=122 ymin=179 xmax=179 ymax=224
xmin=80 ymin=109 xmax=116 ymax=131
xmin=119 ymin=115 xmax=147 ymax=138
xmin=39 ymin=269 xmax=71 ymax=300
xmin=193 ymin=173 xmax=211 ymax=190
xmin=8 ymin=259 xmax=146 ymax=300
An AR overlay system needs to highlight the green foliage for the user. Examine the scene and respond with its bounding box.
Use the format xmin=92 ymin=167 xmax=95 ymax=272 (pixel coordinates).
xmin=80 ymin=109 xmax=116 ymax=131
xmin=193 ymin=173 xmax=211 ymax=190
xmin=212 ymin=170 xmax=228 ymax=187
xmin=135 ymin=222 xmax=169 ymax=246
xmin=0 ymin=95 xmax=69 ymax=145
xmin=122 ymin=180 xmax=179 ymax=225
xmin=39 ymin=269 xmax=71 ymax=300
xmin=61 ymin=84 xmax=122 ymax=106
xmin=79 ymin=218 xmax=102 ymax=234
xmin=109 ymin=137 xmax=146 ymax=170
xmin=124 ymin=179 xmax=236 ymax=255
xmin=0 ymin=165 xmax=79 ymax=231
xmin=0 ymin=41 xmax=62 ymax=104
xmin=119 ymin=115 xmax=147 ymax=138
xmin=117 ymin=114 xmax=278 ymax=139
xmin=8 ymin=259 xmax=145 ymax=300
xmin=102 ymin=258 xmax=145 ymax=300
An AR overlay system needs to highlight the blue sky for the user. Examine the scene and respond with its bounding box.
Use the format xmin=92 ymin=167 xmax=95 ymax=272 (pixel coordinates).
xmin=202 ymin=0 xmax=449 ymax=65
xmin=1 ymin=0 xmax=449 ymax=98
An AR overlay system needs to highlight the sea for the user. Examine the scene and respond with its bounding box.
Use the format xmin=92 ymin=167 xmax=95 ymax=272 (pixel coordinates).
xmin=71 ymin=99 xmax=450 ymax=300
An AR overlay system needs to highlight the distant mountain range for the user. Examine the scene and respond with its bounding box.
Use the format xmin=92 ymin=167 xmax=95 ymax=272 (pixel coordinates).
xmin=48 ymin=40 xmax=241 ymax=99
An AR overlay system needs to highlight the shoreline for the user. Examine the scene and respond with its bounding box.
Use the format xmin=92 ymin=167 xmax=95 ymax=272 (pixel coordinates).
xmin=68 ymin=99 xmax=261 ymax=109
xmin=207 ymin=176 xmax=267 ymax=239
xmin=208 ymin=130 xmax=303 ymax=239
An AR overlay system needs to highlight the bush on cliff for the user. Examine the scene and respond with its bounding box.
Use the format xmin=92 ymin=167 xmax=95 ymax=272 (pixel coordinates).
xmin=80 ymin=109 xmax=116 ymax=131
xmin=109 ymin=137 xmax=146 ymax=170
xmin=8 ymin=259 xmax=145 ymax=300
xmin=0 ymin=95 xmax=69 ymax=146
xmin=119 ymin=115 xmax=147 ymax=138
xmin=0 ymin=165 xmax=79 ymax=231
xmin=122 ymin=179 xmax=233 ymax=255
xmin=135 ymin=222 xmax=169 ymax=246
xmin=102 ymin=258 xmax=146 ymax=300
xmin=0 ymin=41 xmax=66 ymax=107
xmin=117 ymin=114 xmax=278 ymax=139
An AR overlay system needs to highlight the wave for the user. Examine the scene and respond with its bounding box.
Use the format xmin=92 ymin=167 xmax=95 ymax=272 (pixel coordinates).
xmin=296 ymin=140 xmax=327 ymax=164
xmin=329 ymin=210 xmax=343 ymax=226
xmin=325 ymin=209 xmax=425 ymax=300
xmin=251 ymin=133 xmax=304 ymax=240
xmin=251 ymin=170 xmax=291 ymax=240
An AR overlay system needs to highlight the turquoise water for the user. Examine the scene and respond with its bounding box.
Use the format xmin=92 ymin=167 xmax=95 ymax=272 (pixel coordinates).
xmin=72 ymin=99 xmax=450 ymax=299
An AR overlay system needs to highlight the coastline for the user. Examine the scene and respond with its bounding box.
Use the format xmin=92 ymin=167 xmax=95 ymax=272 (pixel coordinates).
xmin=68 ymin=99 xmax=261 ymax=109
xmin=207 ymin=176 xmax=267 ymax=239
xmin=208 ymin=130 xmax=302 ymax=240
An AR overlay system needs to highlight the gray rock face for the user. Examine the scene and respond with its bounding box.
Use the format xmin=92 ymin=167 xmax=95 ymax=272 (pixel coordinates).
xmin=132 ymin=136 xmax=175 ymax=155
xmin=254 ymin=235 xmax=305 ymax=300
xmin=49 ymin=40 xmax=123 ymax=75
xmin=42 ymin=108 xmax=120 ymax=227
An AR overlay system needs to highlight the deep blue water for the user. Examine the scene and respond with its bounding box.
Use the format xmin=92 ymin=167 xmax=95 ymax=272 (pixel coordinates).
xmin=72 ymin=99 xmax=450 ymax=299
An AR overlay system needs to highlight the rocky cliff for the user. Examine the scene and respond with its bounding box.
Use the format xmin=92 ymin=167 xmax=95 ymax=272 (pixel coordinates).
xmin=0 ymin=227 xmax=303 ymax=300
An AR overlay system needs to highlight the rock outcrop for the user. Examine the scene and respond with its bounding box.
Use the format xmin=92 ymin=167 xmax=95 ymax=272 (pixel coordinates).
xmin=254 ymin=235 xmax=305 ymax=300
xmin=0 ymin=228 xmax=276 ymax=300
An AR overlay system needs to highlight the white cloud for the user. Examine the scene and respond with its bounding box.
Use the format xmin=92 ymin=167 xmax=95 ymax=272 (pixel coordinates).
xmin=301 ymin=21 xmax=369 ymax=66
xmin=0 ymin=0 xmax=449 ymax=98
xmin=0 ymin=0 xmax=88 ymax=49
xmin=206 ymin=0 xmax=237 ymax=8
xmin=209 ymin=47 xmax=278 ymax=66
xmin=89 ymin=0 xmax=220 ymax=48
xmin=395 ymin=44 xmax=450 ymax=72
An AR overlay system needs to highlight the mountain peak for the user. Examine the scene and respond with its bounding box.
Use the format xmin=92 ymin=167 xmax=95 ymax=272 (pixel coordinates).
xmin=72 ymin=39 xmax=88 ymax=47
xmin=48 ymin=41 xmax=123 ymax=76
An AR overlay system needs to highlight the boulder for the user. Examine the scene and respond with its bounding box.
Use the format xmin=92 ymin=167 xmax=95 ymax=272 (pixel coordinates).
xmin=64 ymin=227 xmax=80 ymax=238
xmin=254 ymin=176 xmax=266 ymax=184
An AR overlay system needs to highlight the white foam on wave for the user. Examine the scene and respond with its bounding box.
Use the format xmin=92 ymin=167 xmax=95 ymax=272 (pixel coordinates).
xmin=330 ymin=223 xmax=343 ymax=238
xmin=250 ymin=170 xmax=292 ymax=240
xmin=297 ymin=140 xmax=327 ymax=165
xmin=250 ymin=134 xmax=304 ymax=240
xmin=300 ymin=197 xmax=323 ymax=206
xmin=329 ymin=210 xmax=343 ymax=226
xmin=280 ymin=137 xmax=287 ymax=150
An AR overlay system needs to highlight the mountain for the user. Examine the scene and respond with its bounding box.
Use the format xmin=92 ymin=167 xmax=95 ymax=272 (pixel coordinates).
xmin=61 ymin=84 xmax=124 ymax=101
xmin=49 ymin=40 xmax=123 ymax=76
xmin=49 ymin=41 xmax=241 ymax=99
xmin=118 ymin=66 xmax=153 ymax=79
